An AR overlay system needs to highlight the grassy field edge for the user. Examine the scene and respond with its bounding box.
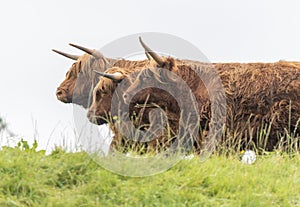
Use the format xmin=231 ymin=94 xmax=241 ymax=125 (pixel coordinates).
xmin=1 ymin=146 xmax=300 ymax=207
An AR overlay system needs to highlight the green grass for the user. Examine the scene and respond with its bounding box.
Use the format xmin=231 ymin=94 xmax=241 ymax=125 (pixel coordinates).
xmin=1 ymin=145 xmax=300 ymax=206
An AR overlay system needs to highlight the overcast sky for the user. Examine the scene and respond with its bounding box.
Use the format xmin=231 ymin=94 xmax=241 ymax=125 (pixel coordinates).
xmin=0 ymin=0 xmax=299 ymax=152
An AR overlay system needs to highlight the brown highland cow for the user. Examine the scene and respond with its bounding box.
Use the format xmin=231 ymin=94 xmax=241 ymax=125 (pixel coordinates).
xmin=121 ymin=39 xmax=300 ymax=151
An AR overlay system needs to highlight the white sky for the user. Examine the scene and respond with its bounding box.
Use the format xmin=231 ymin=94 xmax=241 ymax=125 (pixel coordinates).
xmin=0 ymin=0 xmax=299 ymax=152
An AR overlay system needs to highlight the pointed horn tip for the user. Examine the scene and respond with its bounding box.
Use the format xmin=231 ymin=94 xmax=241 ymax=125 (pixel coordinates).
xmin=69 ymin=43 xmax=105 ymax=60
xmin=69 ymin=43 xmax=86 ymax=50
xmin=93 ymin=70 xmax=103 ymax=75
xmin=52 ymin=49 xmax=60 ymax=53
xmin=52 ymin=49 xmax=79 ymax=60
xmin=139 ymin=36 xmax=146 ymax=47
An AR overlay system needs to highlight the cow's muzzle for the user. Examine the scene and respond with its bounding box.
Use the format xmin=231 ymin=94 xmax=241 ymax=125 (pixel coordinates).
xmin=56 ymin=88 xmax=70 ymax=103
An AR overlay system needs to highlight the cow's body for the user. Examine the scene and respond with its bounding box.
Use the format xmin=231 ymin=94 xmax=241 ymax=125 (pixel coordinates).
xmin=124 ymin=58 xmax=300 ymax=151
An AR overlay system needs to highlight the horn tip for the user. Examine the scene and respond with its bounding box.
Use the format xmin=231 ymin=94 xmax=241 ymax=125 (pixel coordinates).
xmin=93 ymin=70 xmax=103 ymax=75
xmin=51 ymin=49 xmax=79 ymax=60
xmin=138 ymin=36 xmax=143 ymax=43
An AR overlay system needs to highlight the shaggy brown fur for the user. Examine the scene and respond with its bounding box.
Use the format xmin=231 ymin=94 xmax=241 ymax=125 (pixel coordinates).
xmin=124 ymin=58 xmax=300 ymax=151
xmin=55 ymin=52 xmax=153 ymax=108
xmin=88 ymin=58 xmax=222 ymax=152
xmin=88 ymin=61 xmax=158 ymax=123
xmin=87 ymin=63 xmax=168 ymax=150
xmin=56 ymin=53 xmax=115 ymax=108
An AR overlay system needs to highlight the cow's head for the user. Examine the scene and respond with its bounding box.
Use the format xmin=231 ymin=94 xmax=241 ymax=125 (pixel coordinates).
xmin=53 ymin=44 xmax=111 ymax=108
xmin=123 ymin=37 xmax=180 ymax=105
xmin=87 ymin=67 xmax=129 ymax=125
xmin=123 ymin=67 xmax=179 ymax=107
xmin=123 ymin=37 xmax=208 ymax=120
xmin=87 ymin=62 xmax=155 ymax=125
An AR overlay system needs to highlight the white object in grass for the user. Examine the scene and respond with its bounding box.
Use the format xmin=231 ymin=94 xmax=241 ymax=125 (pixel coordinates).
xmin=180 ymin=154 xmax=195 ymax=160
xmin=241 ymin=150 xmax=256 ymax=164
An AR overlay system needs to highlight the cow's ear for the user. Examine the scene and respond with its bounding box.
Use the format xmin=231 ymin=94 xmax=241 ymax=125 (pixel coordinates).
xmin=162 ymin=57 xmax=177 ymax=72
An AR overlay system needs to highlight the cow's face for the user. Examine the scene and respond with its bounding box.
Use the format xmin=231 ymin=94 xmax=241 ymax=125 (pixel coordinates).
xmin=123 ymin=66 xmax=178 ymax=105
xmin=87 ymin=78 xmax=118 ymax=125
xmin=54 ymin=44 xmax=112 ymax=108
xmin=56 ymin=55 xmax=107 ymax=108
xmin=56 ymin=61 xmax=80 ymax=104
xmin=123 ymin=68 xmax=155 ymax=104
xmin=87 ymin=67 xmax=147 ymax=125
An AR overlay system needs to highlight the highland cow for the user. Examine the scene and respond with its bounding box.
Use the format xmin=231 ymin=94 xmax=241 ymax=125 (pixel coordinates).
xmin=123 ymin=39 xmax=300 ymax=151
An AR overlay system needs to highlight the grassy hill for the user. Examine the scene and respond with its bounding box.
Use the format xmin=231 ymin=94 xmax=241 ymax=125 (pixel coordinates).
xmin=1 ymin=142 xmax=300 ymax=207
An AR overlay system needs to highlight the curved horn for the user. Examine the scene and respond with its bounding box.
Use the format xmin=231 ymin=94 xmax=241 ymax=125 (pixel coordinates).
xmin=93 ymin=70 xmax=124 ymax=81
xmin=139 ymin=37 xmax=164 ymax=66
xmin=52 ymin=49 xmax=79 ymax=60
xmin=69 ymin=43 xmax=105 ymax=59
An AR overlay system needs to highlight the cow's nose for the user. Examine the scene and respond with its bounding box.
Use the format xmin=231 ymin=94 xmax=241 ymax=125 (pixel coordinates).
xmin=87 ymin=109 xmax=94 ymax=119
xmin=56 ymin=89 xmax=63 ymax=97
